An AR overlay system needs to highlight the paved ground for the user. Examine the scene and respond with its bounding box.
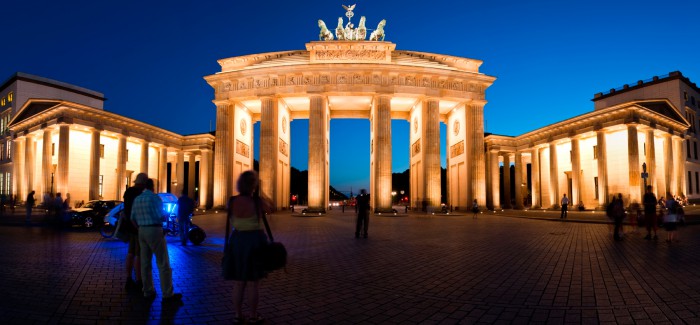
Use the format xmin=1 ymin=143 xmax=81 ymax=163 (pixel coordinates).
xmin=1 ymin=207 xmax=700 ymax=324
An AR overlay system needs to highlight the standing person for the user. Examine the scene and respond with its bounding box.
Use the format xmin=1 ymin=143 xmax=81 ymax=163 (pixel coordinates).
xmin=54 ymin=193 xmax=64 ymax=225
xmin=664 ymin=193 xmax=680 ymax=243
xmin=355 ymin=189 xmax=370 ymax=238
xmin=643 ymin=186 xmax=658 ymax=240
xmin=122 ymin=173 xmax=146 ymax=292
xmin=611 ymin=194 xmax=625 ymax=241
xmin=560 ymin=194 xmax=569 ymax=219
xmin=25 ymin=191 xmax=35 ymax=225
xmin=177 ymin=191 xmax=195 ymax=246
xmin=131 ymin=176 xmax=182 ymax=302
xmin=225 ymin=170 xmax=273 ymax=323
xmin=471 ymin=199 xmax=479 ymax=219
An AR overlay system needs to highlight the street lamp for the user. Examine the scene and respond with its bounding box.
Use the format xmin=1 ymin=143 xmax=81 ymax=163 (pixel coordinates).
xmin=391 ymin=191 xmax=396 ymax=204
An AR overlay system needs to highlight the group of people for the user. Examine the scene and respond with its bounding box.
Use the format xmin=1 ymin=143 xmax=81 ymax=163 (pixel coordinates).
xmin=606 ymin=186 xmax=684 ymax=242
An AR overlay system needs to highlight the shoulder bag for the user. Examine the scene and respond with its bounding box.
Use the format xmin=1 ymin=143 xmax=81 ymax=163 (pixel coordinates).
xmin=255 ymin=197 xmax=287 ymax=272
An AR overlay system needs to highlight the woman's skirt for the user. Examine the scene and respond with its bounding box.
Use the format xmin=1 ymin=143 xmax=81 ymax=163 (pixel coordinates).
xmin=223 ymin=230 xmax=269 ymax=281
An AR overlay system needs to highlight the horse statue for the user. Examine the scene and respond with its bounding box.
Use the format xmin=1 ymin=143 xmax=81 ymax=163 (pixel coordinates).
xmin=356 ymin=16 xmax=367 ymax=40
xmin=335 ymin=17 xmax=346 ymax=40
xmin=369 ymin=19 xmax=386 ymax=41
xmin=318 ymin=20 xmax=334 ymax=41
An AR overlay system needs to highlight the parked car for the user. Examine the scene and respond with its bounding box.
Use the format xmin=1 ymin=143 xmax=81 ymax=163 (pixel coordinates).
xmin=67 ymin=200 xmax=122 ymax=228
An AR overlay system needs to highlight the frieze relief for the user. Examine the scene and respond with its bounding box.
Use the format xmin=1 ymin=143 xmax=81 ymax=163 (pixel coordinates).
xmin=450 ymin=140 xmax=464 ymax=158
xmin=236 ymin=140 xmax=250 ymax=158
xmin=216 ymin=72 xmax=487 ymax=95
xmin=279 ymin=138 xmax=289 ymax=157
xmin=412 ymin=139 xmax=421 ymax=157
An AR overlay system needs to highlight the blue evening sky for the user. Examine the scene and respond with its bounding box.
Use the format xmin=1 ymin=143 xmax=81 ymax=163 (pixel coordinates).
xmin=4 ymin=0 xmax=699 ymax=192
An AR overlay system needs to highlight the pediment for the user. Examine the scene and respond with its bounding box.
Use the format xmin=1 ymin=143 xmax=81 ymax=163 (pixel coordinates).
xmin=8 ymin=99 xmax=60 ymax=127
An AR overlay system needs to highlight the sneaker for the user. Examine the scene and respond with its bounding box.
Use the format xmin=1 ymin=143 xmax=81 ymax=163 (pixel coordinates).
xmin=162 ymin=293 xmax=182 ymax=302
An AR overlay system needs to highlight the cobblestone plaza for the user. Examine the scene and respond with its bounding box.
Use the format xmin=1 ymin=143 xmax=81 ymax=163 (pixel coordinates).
xmin=1 ymin=210 xmax=699 ymax=324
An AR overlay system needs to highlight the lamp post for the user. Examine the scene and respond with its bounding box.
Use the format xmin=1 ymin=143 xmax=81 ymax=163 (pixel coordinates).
xmin=391 ymin=191 xmax=396 ymax=204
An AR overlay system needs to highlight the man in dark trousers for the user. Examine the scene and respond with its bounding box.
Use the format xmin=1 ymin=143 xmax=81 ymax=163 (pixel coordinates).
xmin=122 ymin=173 xmax=146 ymax=292
xmin=177 ymin=191 xmax=195 ymax=245
xmin=355 ymin=189 xmax=370 ymax=238
xmin=643 ymin=185 xmax=658 ymax=240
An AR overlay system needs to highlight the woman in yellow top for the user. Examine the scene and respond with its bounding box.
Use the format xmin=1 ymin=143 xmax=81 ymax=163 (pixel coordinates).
xmin=225 ymin=170 xmax=273 ymax=324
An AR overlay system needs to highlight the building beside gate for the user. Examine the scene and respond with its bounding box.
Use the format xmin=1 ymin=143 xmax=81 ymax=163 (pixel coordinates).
xmin=485 ymin=71 xmax=694 ymax=210
xmin=1 ymin=73 xmax=215 ymax=208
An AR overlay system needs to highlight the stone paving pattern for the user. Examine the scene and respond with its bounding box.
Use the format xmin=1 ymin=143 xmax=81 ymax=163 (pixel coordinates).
xmin=1 ymin=207 xmax=700 ymax=324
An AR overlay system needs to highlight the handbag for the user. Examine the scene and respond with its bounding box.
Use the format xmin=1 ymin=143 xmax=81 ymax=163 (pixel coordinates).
xmin=256 ymin=196 xmax=287 ymax=272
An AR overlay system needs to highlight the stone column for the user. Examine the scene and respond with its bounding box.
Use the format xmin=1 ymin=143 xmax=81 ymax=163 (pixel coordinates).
xmin=489 ymin=149 xmax=500 ymax=210
xmin=549 ymin=142 xmax=559 ymax=209
xmin=213 ymin=102 xmax=232 ymax=207
xmin=199 ymin=149 xmax=211 ymax=208
xmin=673 ymin=136 xmax=684 ymax=196
xmin=159 ymin=147 xmax=168 ymax=193
xmin=531 ymin=147 xmax=540 ymax=208
xmin=176 ymin=150 xmax=185 ymax=196
xmin=89 ymin=128 xmax=101 ymax=200
xmin=596 ymin=130 xmax=608 ymax=207
xmin=423 ymin=98 xmax=441 ymax=207
xmin=188 ymin=153 xmax=196 ymax=198
xmin=627 ymin=125 xmax=641 ymax=203
xmin=469 ymin=102 xmax=486 ymax=206
xmin=571 ymin=138 xmax=581 ymax=206
xmin=373 ymin=95 xmax=392 ymax=212
xmin=663 ymin=134 xmax=673 ymax=197
xmin=140 ymin=141 xmax=149 ymax=174
xmin=514 ymin=152 xmax=523 ymax=209
xmin=259 ymin=96 xmax=278 ymax=205
xmin=116 ymin=134 xmax=127 ymax=199
xmin=24 ymin=135 xmax=34 ymax=200
xmin=14 ymin=136 xmax=25 ymax=200
xmin=502 ymin=154 xmax=511 ymax=208
xmin=56 ymin=124 xmax=70 ymax=196
xmin=645 ymin=129 xmax=656 ymax=194
xmin=42 ymin=128 xmax=53 ymax=196
xmin=308 ymin=95 xmax=328 ymax=212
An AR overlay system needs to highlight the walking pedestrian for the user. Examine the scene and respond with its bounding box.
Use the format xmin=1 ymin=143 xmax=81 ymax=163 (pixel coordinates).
xmin=25 ymin=191 xmax=35 ymax=225
xmin=177 ymin=191 xmax=195 ymax=246
xmin=471 ymin=199 xmax=479 ymax=219
xmin=560 ymin=194 xmax=569 ymax=219
xmin=355 ymin=189 xmax=370 ymax=238
xmin=643 ymin=185 xmax=658 ymax=240
xmin=122 ymin=173 xmax=146 ymax=292
xmin=131 ymin=176 xmax=182 ymax=302
xmin=225 ymin=170 xmax=273 ymax=323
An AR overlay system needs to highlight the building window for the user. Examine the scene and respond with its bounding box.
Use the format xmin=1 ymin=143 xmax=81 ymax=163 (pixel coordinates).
xmin=643 ymin=142 xmax=646 ymax=155
xmin=100 ymin=144 xmax=105 ymax=158
xmin=593 ymin=145 xmax=598 ymax=159
xmin=689 ymin=171 xmax=693 ymax=194
xmin=692 ymin=96 xmax=696 ymax=106
xmin=695 ymin=142 xmax=698 ymax=160
xmin=99 ymin=175 xmax=104 ymax=197
xmin=52 ymin=143 xmax=55 ymax=156
xmin=688 ymin=140 xmax=692 ymax=158
xmin=594 ymin=177 xmax=599 ymax=200
xmin=696 ymin=172 xmax=699 ymax=194
xmin=126 ymin=149 xmax=129 ymax=162
xmin=685 ymin=91 xmax=689 ymax=100
xmin=6 ymin=92 xmax=11 ymax=103
xmin=6 ymin=140 xmax=10 ymax=159
xmin=569 ymin=150 xmax=572 ymax=162
xmin=4 ymin=173 xmax=9 ymax=195
xmin=0 ymin=98 xmax=4 ymax=106
xmin=0 ymin=173 xmax=4 ymax=195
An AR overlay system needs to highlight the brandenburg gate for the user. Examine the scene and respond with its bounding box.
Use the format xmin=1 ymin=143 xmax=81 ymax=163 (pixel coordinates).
xmin=204 ymin=7 xmax=495 ymax=212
